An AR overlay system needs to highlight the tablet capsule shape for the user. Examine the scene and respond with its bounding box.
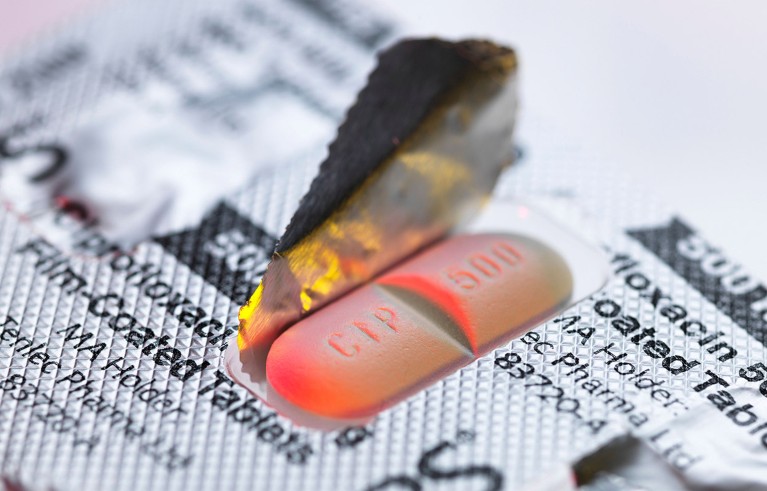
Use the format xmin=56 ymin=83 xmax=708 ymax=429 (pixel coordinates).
xmin=265 ymin=233 xmax=572 ymax=419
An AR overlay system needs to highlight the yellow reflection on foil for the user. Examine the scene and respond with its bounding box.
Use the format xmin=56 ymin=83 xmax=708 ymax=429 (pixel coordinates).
xmin=238 ymin=151 xmax=477 ymax=351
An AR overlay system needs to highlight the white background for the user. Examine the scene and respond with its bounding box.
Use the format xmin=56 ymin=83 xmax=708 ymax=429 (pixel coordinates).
xmin=2 ymin=1 xmax=767 ymax=278
xmin=374 ymin=0 xmax=767 ymax=280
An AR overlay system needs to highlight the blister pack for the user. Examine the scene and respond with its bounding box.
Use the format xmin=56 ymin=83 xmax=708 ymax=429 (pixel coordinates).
xmin=0 ymin=1 xmax=765 ymax=490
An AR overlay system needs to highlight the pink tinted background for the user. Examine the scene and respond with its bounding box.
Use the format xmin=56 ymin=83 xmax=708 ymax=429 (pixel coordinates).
xmin=0 ymin=0 xmax=101 ymax=55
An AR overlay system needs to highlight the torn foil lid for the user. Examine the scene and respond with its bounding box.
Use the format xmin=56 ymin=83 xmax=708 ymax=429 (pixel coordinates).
xmin=233 ymin=38 xmax=518 ymax=396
